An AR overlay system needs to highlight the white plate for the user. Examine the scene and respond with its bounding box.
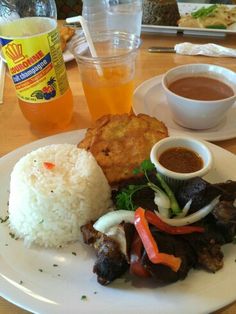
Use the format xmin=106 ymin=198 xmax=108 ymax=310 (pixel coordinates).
xmin=142 ymin=3 xmax=236 ymax=37
xmin=0 ymin=130 xmax=236 ymax=314
xmin=63 ymin=48 xmax=74 ymax=63
xmin=133 ymin=75 xmax=236 ymax=142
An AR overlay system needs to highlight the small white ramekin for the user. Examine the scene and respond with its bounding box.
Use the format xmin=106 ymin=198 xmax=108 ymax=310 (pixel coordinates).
xmin=150 ymin=136 xmax=213 ymax=189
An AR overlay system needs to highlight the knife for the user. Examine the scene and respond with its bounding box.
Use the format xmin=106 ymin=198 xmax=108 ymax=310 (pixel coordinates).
xmin=148 ymin=47 xmax=175 ymax=53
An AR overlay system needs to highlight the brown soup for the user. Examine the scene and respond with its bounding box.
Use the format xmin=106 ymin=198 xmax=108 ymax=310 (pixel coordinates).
xmin=168 ymin=76 xmax=234 ymax=101
xmin=158 ymin=147 xmax=203 ymax=173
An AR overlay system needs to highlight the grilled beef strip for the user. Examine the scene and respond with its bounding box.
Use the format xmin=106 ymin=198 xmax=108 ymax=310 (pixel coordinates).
xmin=214 ymin=180 xmax=236 ymax=201
xmin=179 ymin=227 xmax=224 ymax=273
xmin=141 ymin=230 xmax=197 ymax=284
xmin=81 ymin=222 xmax=134 ymax=285
xmin=141 ymin=223 xmax=225 ymax=284
xmin=213 ymin=180 xmax=236 ymax=223
xmin=175 ymin=177 xmax=222 ymax=213
xmin=81 ymin=220 xmax=225 ymax=285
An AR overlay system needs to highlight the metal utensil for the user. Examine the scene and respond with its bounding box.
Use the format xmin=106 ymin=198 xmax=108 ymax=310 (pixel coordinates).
xmin=148 ymin=47 xmax=175 ymax=53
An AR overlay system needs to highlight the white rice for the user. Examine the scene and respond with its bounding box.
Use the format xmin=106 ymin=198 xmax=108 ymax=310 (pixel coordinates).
xmin=8 ymin=144 xmax=112 ymax=248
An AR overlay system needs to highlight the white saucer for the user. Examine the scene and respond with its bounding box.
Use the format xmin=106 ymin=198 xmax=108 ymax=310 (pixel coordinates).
xmin=133 ymin=75 xmax=236 ymax=142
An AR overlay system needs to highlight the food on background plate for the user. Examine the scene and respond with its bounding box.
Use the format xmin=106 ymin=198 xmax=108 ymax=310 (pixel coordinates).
xmin=78 ymin=113 xmax=168 ymax=186
xmin=59 ymin=25 xmax=75 ymax=52
xmin=142 ymin=0 xmax=180 ymax=26
xmin=8 ymin=144 xmax=112 ymax=247
xmin=178 ymin=4 xmax=236 ymax=29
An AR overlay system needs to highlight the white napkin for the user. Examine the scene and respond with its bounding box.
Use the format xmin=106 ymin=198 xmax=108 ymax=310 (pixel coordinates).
xmin=174 ymin=42 xmax=236 ymax=57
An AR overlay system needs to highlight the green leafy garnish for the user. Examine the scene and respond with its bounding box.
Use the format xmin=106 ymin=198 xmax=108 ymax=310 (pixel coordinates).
xmin=0 ymin=215 xmax=9 ymax=223
xmin=116 ymin=184 xmax=147 ymax=211
xmin=133 ymin=159 xmax=155 ymax=177
xmin=191 ymin=4 xmax=218 ymax=19
xmin=115 ymin=159 xmax=181 ymax=215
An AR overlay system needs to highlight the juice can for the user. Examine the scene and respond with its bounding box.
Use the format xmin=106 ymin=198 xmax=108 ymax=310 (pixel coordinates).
xmin=0 ymin=17 xmax=73 ymax=131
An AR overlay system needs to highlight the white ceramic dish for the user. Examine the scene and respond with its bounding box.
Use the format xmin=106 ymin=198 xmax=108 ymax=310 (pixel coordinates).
xmin=150 ymin=136 xmax=213 ymax=188
xmin=142 ymin=3 xmax=236 ymax=37
xmin=162 ymin=64 xmax=236 ymax=130
xmin=133 ymin=75 xmax=236 ymax=142
xmin=0 ymin=130 xmax=236 ymax=314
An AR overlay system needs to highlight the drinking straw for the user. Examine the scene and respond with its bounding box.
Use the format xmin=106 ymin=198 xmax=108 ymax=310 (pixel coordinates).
xmin=66 ymin=16 xmax=103 ymax=76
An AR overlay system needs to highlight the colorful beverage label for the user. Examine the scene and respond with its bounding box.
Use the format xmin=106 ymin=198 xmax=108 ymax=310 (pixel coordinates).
xmin=0 ymin=17 xmax=69 ymax=103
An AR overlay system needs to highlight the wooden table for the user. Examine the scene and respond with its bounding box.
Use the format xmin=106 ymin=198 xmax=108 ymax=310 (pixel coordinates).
xmin=0 ymin=32 xmax=235 ymax=314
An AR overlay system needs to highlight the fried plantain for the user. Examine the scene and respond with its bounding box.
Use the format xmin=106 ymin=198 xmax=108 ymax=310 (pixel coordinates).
xmin=59 ymin=26 xmax=75 ymax=52
xmin=78 ymin=114 xmax=168 ymax=186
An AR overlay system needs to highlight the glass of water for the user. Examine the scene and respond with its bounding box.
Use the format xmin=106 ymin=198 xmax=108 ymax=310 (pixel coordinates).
xmin=107 ymin=0 xmax=143 ymax=37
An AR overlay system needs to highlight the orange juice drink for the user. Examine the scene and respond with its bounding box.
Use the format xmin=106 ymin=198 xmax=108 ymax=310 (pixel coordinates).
xmin=82 ymin=65 xmax=134 ymax=121
xmin=0 ymin=17 xmax=73 ymax=131
xmin=70 ymin=31 xmax=140 ymax=121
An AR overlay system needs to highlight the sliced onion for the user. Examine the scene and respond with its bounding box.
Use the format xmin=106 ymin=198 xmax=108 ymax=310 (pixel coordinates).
xmin=106 ymin=225 xmax=127 ymax=256
xmin=157 ymin=206 xmax=170 ymax=218
xmin=154 ymin=191 xmax=170 ymax=209
xmin=176 ymin=199 xmax=192 ymax=218
xmin=155 ymin=196 xmax=220 ymax=227
xmin=154 ymin=191 xmax=170 ymax=218
xmin=93 ymin=210 xmax=134 ymax=233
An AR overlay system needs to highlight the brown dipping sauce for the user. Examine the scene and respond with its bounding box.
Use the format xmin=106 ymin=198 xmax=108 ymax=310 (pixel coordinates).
xmin=168 ymin=76 xmax=234 ymax=101
xmin=159 ymin=147 xmax=203 ymax=173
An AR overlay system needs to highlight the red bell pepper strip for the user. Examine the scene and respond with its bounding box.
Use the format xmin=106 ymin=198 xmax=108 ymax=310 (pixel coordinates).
xmin=145 ymin=210 xmax=205 ymax=234
xmin=43 ymin=162 xmax=55 ymax=170
xmin=134 ymin=207 xmax=181 ymax=272
xmin=130 ymin=231 xmax=150 ymax=278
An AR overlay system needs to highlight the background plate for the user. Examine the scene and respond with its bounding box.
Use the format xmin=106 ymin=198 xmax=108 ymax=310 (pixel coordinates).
xmin=142 ymin=3 xmax=236 ymax=37
xmin=133 ymin=75 xmax=236 ymax=142
xmin=0 ymin=130 xmax=236 ymax=314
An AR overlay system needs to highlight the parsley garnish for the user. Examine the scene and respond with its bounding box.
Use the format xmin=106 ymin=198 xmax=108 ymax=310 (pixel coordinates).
xmin=0 ymin=216 xmax=9 ymax=223
xmin=115 ymin=159 xmax=181 ymax=214
xmin=81 ymin=295 xmax=87 ymax=301
xmin=9 ymin=232 xmax=18 ymax=239
xmin=116 ymin=184 xmax=146 ymax=211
